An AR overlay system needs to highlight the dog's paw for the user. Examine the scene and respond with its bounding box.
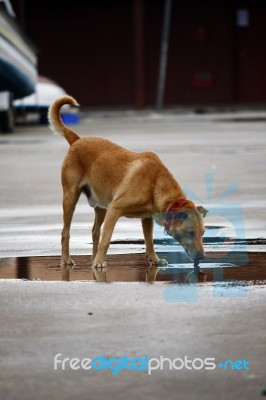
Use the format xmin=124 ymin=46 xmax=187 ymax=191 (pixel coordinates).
xmin=146 ymin=254 xmax=168 ymax=266
xmin=92 ymin=260 xmax=107 ymax=269
xmin=157 ymin=258 xmax=168 ymax=266
xmin=147 ymin=255 xmax=168 ymax=266
xmin=61 ymin=258 xmax=75 ymax=268
xmin=151 ymin=258 xmax=168 ymax=266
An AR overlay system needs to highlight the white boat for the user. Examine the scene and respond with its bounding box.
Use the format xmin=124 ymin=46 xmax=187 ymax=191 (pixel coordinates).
xmin=0 ymin=0 xmax=37 ymax=99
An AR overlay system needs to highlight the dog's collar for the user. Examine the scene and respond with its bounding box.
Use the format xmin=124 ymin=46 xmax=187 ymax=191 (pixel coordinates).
xmin=167 ymin=198 xmax=189 ymax=212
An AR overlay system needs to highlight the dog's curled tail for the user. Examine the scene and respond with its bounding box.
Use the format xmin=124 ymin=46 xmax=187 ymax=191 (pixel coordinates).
xmin=48 ymin=95 xmax=80 ymax=145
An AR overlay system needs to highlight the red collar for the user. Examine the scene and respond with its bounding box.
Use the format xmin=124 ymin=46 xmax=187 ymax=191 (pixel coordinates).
xmin=167 ymin=198 xmax=189 ymax=212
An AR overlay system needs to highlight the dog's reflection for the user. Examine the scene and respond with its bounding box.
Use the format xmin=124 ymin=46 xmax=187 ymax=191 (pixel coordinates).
xmin=146 ymin=266 xmax=159 ymax=283
xmin=61 ymin=265 xmax=108 ymax=282
xmin=185 ymin=269 xmax=206 ymax=284
xmin=61 ymin=264 xmax=206 ymax=283
xmin=146 ymin=265 xmax=206 ymax=283
xmin=92 ymin=266 xmax=108 ymax=283
xmin=61 ymin=265 xmax=70 ymax=281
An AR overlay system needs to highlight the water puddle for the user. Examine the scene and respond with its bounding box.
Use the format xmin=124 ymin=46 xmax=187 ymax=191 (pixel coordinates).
xmin=0 ymin=252 xmax=265 ymax=284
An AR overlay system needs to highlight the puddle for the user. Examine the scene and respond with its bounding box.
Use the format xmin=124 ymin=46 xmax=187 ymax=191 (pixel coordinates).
xmin=0 ymin=252 xmax=265 ymax=284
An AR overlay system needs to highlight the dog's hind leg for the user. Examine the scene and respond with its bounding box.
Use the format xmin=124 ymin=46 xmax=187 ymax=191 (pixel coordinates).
xmin=142 ymin=218 xmax=168 ymax=266
xmin=92 ymin=206 xmax=107 ymax=262
xmin=61 ymin=187 xmax=81 ymax=271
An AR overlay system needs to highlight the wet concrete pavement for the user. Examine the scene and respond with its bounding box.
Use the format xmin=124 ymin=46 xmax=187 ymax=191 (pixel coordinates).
xmin=1 ymin=280 xmax=266 ymax=400
xmin=0 ymin=111 xmax=266 ymax=258
xmin=0 ymin=110 xmax=266 ymax=399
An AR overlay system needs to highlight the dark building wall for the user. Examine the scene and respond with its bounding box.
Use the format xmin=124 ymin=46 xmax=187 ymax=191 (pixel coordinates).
xmin=233 ymin=1 xmax=266 ymax=103
xmin=166 ymin=2 xmax=234 ymax=105
xmin=18 ymin=0 xmax=135 ymax=107
xmin=144 ymin=1 xmax=234 ymax=105
xmin=12 ymin=0 xmax=266 ymax=107
xmin=145 ymin=0 xmax=266 ymax=106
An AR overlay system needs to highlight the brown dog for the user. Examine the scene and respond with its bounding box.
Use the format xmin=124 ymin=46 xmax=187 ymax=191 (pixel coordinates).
xmin=48 ymin=96 xmax=208 ymax=271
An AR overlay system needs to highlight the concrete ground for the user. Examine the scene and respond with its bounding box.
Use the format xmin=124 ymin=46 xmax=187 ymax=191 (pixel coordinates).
xmin=0 ymin=109 xmax=266 ymax=399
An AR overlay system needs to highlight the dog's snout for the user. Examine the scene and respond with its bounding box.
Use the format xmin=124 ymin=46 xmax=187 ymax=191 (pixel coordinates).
xmin=196 ymin=251 xmax=205 ymax=261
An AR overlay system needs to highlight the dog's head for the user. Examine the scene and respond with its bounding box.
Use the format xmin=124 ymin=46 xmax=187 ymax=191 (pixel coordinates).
xmin=164 ymin=199 xmax=208 ymax=263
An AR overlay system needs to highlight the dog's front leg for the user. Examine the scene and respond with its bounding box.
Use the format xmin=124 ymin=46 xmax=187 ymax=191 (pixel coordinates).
xmin=93 ymin=204 xmax=121 ymax=268
xmin=141 ymin=218 xmax=168 ymax=266
xmin=92 ymin=207 xmax=107 ymax=261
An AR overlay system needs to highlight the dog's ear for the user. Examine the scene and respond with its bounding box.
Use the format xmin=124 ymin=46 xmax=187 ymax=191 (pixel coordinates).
xmin=197 ymin=206 xmax=208 ymax=218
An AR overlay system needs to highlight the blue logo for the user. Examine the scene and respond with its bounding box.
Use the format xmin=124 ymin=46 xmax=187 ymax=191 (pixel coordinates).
xmin=153 ymin=173 xmax=248 ymax=301
xmin=217 ymin=359 xmax=250 ymax=370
